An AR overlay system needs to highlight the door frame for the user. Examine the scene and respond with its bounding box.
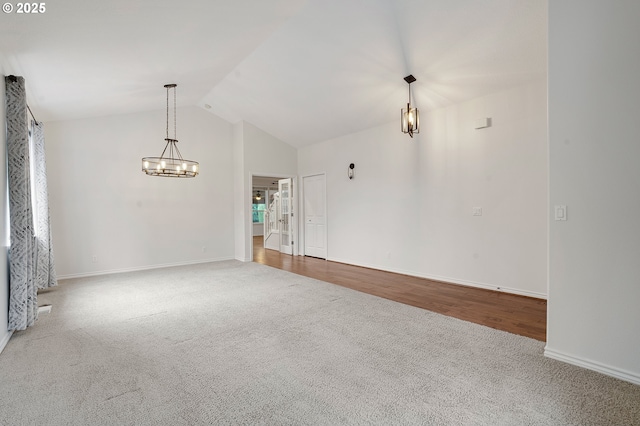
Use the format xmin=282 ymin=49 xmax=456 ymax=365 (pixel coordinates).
xmin=249 ymin=172 xmax=298 ymax=261
xmin=300 ymin=172 xmax=327 ymax=259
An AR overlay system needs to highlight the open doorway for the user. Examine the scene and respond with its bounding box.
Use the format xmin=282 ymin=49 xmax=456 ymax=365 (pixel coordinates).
xmin=251 ymin=175 xmax=296 ymax=260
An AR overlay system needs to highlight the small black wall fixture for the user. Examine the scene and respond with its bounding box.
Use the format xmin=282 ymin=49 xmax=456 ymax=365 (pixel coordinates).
xmin=348 ymin=163 xmax=355 ymax=180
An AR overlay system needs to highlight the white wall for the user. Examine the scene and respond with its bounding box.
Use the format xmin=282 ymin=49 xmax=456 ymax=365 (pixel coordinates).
xmin=546 ymin=1 xmax=640 ymax=384
xmin=0 ymin=74 xmax=11 ymax=351
xmin=298 ymin=79 xmax=548 ymax=298
xmin=234 ymin=121 xmax=297 ymax=261
xmin=46 ymin=106 xmax=235 ymax=278
xmin=419 ymin=80 xmax=548 ymax=297
xmin=243 ymin=122 xmax=298 ymax=175
xmin=233 ymin=122 xmax=246 ymax=260
xmin=298 ymin=123 xmax=421 ymax=274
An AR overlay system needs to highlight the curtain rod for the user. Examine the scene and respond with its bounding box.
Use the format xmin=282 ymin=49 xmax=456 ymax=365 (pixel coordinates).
xmin=27 ymin=105 xmax=39 ymax=125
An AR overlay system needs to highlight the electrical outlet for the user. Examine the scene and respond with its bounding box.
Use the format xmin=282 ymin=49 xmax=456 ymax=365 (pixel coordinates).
xmin=473 ymin=207 xmax=483 ymax=216
xmin=201 ymin=246 xmax=207 ymax=253
xmin=92 ymin=255 xmax=98 ymax=263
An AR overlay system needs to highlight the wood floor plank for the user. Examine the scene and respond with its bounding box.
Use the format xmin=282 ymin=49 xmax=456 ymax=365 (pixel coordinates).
xmin=252 ymin=236 xmax=547 ymax=341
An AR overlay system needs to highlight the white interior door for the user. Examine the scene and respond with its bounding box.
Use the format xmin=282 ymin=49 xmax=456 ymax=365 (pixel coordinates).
xmin=278 ymin=178 xmax=293 ymax=255
xmin=303 ymin=174 xmax=327 ymax=259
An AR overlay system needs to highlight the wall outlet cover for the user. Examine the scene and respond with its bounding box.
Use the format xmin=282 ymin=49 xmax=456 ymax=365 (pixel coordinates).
xmin=554 ymin=205 xmax=567 ymax=221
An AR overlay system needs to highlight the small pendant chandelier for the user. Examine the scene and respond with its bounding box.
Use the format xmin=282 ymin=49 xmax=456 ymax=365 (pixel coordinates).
xmin=401 ymin=74 xmax=419 ymax=138
xmin=142 ymin=84 xmax=199 ymax=178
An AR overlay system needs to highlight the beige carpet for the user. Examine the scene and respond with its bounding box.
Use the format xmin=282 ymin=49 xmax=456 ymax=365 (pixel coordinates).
xmin=0 ymin=260 xmax=638 ymax=425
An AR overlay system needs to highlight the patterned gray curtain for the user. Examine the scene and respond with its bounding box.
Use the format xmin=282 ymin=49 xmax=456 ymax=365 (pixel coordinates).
xmin=31 ymin=120 xmax=57 ymax=290
xmin=5 ymin=75 xmax=56 ymax=331
xmin=6 ymin=75 xmax=36 ymax=330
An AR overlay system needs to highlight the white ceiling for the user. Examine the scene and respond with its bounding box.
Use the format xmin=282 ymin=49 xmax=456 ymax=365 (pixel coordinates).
xmin=253 ymin=176 xmax=282 ymax=189
xmin=0 ymin=0 xmax=547 ymax=148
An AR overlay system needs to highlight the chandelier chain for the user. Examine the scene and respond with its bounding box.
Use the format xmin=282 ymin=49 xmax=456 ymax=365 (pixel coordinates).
xmin=166 ymin=85 xmax=169 ymax=140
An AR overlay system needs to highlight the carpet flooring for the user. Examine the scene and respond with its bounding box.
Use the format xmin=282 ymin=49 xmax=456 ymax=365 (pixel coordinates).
xmin=0 ymin=260 xmax=638 ymax=425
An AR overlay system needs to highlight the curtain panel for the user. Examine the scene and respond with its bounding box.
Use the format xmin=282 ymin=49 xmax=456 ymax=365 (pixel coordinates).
xmin=31 ymin=120 xmax=57 ymax=290
xmin=6 ymin=75 xmax=37 ymax=330
xmin=5 ymin=75 xmax=57 ymax=331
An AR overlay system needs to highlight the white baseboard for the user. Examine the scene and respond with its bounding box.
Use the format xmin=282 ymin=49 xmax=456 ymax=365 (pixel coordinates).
xmin=417 ymin=271 xmax=547 ymax=299
xmin=0 ymin=330 xmax=13 ymax=355
xmin=327 ymin=257 xmax=547 ymax=300
xmin=544 ymin=346 xmax=640 ymax=386
xmin=57 ymin=257 xmax=235 ymax=280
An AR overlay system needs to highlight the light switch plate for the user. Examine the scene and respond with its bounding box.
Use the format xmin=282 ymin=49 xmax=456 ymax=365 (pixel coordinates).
xmin=554 ymin=205 xmax=567 ymax=221
xmin=473 ymin=207 xmax=482 ymax=216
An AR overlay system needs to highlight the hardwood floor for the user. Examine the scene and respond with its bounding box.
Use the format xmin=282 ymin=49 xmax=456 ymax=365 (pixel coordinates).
xmin=253 ymin=236 xmax=547 ymax=341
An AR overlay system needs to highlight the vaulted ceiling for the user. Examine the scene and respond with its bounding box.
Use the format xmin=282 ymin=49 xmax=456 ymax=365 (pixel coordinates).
xmin=0 ymin=0 xmax=547 ymax=147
